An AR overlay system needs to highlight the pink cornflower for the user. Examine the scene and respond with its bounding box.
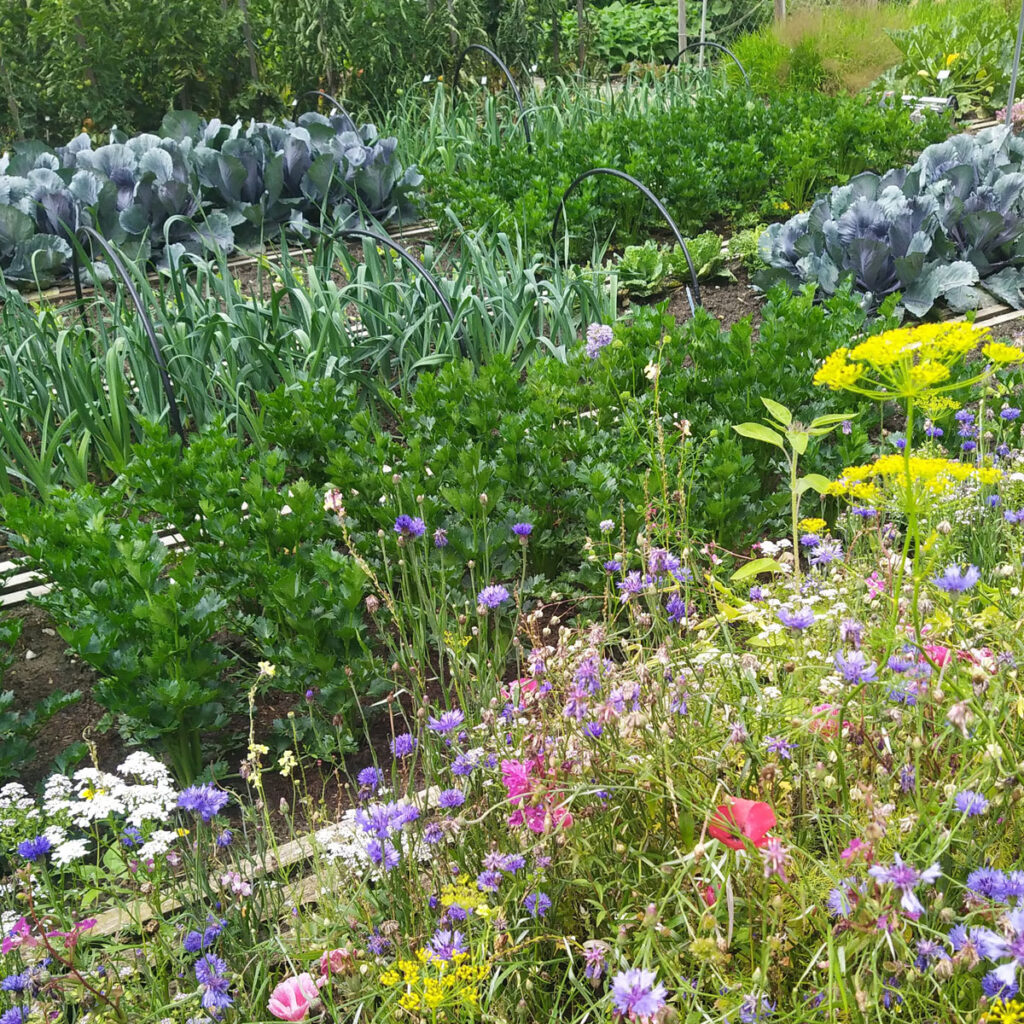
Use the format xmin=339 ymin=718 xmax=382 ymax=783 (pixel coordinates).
xmin=761 ymin=837 xmax=791 ymax=882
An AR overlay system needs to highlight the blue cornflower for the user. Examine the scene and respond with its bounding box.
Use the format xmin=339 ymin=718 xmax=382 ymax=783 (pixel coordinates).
xmin=422 ymin=823 xmax=445 ymax=845
xmin=524 ymin=892 xmax=552 ymax=918
xmin=216 ymin=829 xmax=233 ymax=848
xmin=428 ymin=709 xmax=465 ymax=734
xmin=0 ymin=1009 xmax=29 ymax=1024
xmin=433 ymin=528 xmax=449 ymax=548
xmin=477 ymin=584 xmax=510 ymax=609
xmin=666 ymin=593 xmax=687 ymax=624
xmin=394 ymin=514 xmax=426 ymax=538
xmin=195 ymin=954 xmax=232 ymax=1012
xmin=477 ymin=869 xmax=502 ymax=891
xmin=437 ymin=788 xmax=465 ymax=809
xmin=967 ymin=868 xmax=1008 ymax=900
xmin=616 ymin=571 xmax=646 ymax=602
xmin=739 ymin=994 xmax=776 ymax=1022
xmin=0 ymin=972 xmax=28 ymax=993
xmin=604 ymin=559 xmax=622 ymax=572
xmin=451 ymin=751 xmax=479 ymax=776
xmin=1001 ymin=407 xmax=1022 ymax=420
xmin=932 ymin=563 xmax=981 ymax=594
xmin=610 ymin=967 xmax=667 ymax=1020
xmin=367 ymin=929 xmax=392 ymax=956
xmin=809 ymin=538 xmax=843 ymax=566
xmin=925 ymin=424 xmax=944 ymax=438
xmin=799 ymin=534 xmax=820 ymax=547
xmin=888 ymin=652 xmax=915 ymax=673
xmin=178 ymin=785 xmax=229 ymax=823
xmin=955 ymin=410 xmax=975 ymax=423
xmin=834 ymin=649 xmax=877 ymax=685
xmin=584 ymin=721 xmax=603 ymax=739
xmin=777 ymin=606 xmax=815 ymax=631
xmin=501 ymin=854 xmax=526 ymax=872
xmin=428 ymin=928 xmax=467 ymax=962
xmin=357 ymin=766 xmax=381 ymax=790
xmin=765 ymin=736 xmax=796 ymax=760
xmin=851 ymin=506 xmax=878 ymax=517
xmin=390 ymin=733 xmax=417 ymax=758
xmin=827 ymin=887 xmax=853 ymax=918
xmin=914 ymin=939 xmax=950 ymax=971
xmin=748 ymin=586 xmax=766 ymax=601
xmin=17 ymin=836 xmax=52 ymax=861
xmin=955 ymin=790 xmax=989 ymax=816
xmin=511 ymin=522 xmax=533 ymax=537
xmin=121 ymin=826 xmax=143 ymax=848
xmin=962 ymin=440 xmax=978 ymax=452
xmin=366 ymin=839 xmax=400 ymax=870
xmin=585 ymin=323 xmax=613 ymax=358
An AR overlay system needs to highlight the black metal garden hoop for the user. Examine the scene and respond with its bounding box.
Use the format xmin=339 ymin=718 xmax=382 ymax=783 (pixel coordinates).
xmin=550 ymin=167 xmax=702 ymax=311
xmin=667 ymin=41 xmax=749 ymax=88
xmin=451 ymin=44 xmax=533 ymax=153
xmin=303 ymin=90 xmax=354 ymax=122
xmin=72 ymin=227 xmax=186 ymax=445
xmin=308 ymin=224 xmax=470 ymax=359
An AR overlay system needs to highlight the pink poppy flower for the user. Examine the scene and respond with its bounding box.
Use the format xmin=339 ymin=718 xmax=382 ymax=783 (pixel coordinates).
xmin=268 ymin=973 xmax=320 ymax=1021
xmin=708 ymin=797 xmax=776 ymax=851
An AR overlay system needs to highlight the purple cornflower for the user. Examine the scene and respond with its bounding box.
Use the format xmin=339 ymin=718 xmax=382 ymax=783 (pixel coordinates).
xmin=178 ymin=785 xmax=229 ymax=823
xmin=0 ymin=1011 xmax=29 ymax=1024
xmin=899 ymin=765 xmax=916 ymax=794
xmin=809 ymin=538 xmax=843 ymax=566
xmin=524 ymin=892 xmax=552 ymax=918
xmin=888 ymin=652 xmax=915 ymax=673
xmin=841 ymin=419 xmax=852 ymax=434
xmin=765 ymin=736 xmax=796 ymax=760
xmin=216 ymin=829 xmax=233 ymax=848
xmin=834 ymin=650 xmax=877 ymax=685
xmin=367 ymin=929 xmax=391 ymax=956
xmin=761 ymin=837 xmax=791 ymax=882
xmin=121 ymin=826 xmax=142 ymax=848
xmin=748 ymin=586 xmax=766 ymax=601
xmin=357 ymin=766 xmax=381 ymax=790
xmin=428 ymin=928 xmax=467 ymax=962
xmin=17 ymin=836 xmax=52 ymax=861
xmin=1001 ymin=407 xmax=1022 ymax=420
xmin=827 ymin=886 xmax=853 ymax=918
xmin=617 ymin=571 xmax=646 ymax=602
xmin=428 ymin=709 xmax=465 ymax=734
xmin=962 ymin=440 xmax=978 ymax=452
xmin=583 ymin=943 xmax=608 ymax=982
xmin=585 ymin=322 xmax=613 ymax=358
xmin=925 ymin=424 xmax=944 ymax=438
xmin=739 ymin=994 xmax=776 ymax=1022
xmin=868 ymin=854 xmax=942 ymax=915
xmin=610 ymin=967 xmax=668 ymax=1021
xmin=500 ymin=854 xmax=526 ymax=872
xmin=955 ymin=409 xmax=975 ymax=423
xmin=563 ymin=684 xmax=590 ymax=721
xmin=584 ymin=721 xmax=603 ymax=738
xmin=778 ymin=606 xmax=815 ymax=631
xmin=195 ymin=954 xmax=232 ymax=1012
xmin=394 ymin=514 xmax=426 ymax=539
xmin=423 ymin=823 xmax=445 ymax=845
xmin=451 ymin=751 xmax=479 ymax=777
xmin=839 ymin=618 xmax=864 ymax=649
xmin=433 ymin=528 xmax=449 ymax=548
xmin=932 ymin=563 xmax=981 ymax=594
xmin=1 ymin=973 xmax=28 ymax=993
xmin=604 ymin=559 xmax=622 ymax=572
xmin=477 ymin=584 xmax=510 ymax=609
xmin=954 ymin=790 xmax=989 ymax=816
xmin=390 ymin=733 xmax=417 ymax=759
xmin=437 ymin=788 xmax=465 ymax=809
xmin=800 ymin=533 xmax=820 ymax=548
xmin=852 ymin=506 xmax=878 ymax=517
xmin=512 ymin=522 xmax=533 ymax=537
xmin=666 ymin=593 xmax=687 ymax=624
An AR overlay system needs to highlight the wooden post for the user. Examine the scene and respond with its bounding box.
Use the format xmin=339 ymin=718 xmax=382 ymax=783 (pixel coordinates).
xmin=237 ymin=0 xmax=260 ymax=83
xmin=577 ymin=0 xmax=585 ymax=70
xmin=774 ymin=0 xmax=785 ymax=22
xmin=677 ymin=0 xmax=687 ymax=57
xmin=698 ymin=0 xmax=707 ymax=67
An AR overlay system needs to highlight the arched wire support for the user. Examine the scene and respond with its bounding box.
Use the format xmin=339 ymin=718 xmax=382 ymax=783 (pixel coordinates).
xmin=450 ymin=44 xmax=533 ymax=153
xmin=551 ymin=168 xmax=702 ymax=313
xmin=667 ymin=41 xmax=749 ymax=88
xmin=308 ymin=224 xmax=470 ymax=360
xmin=303 ymin=90 xmax=354 ymax=123
xmin=72 ymin=227 xmax=186 ymax=445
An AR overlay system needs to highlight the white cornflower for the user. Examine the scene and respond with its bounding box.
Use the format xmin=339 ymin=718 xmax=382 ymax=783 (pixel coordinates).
xmin=52 ymin=839 xmax=91 ymax=867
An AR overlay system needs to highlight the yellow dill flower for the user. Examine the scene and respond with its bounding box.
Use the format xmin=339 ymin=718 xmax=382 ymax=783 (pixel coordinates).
xmin=985 ymin=998 xmax=1024 ymax=1024
xmin=983 ymin=341 xmax=1024 ymax=365
xmin=398 ymin=991 xmax=420 ymax=1011
xmin=798 ymin=517 xmax=827 ymax=533
xmin=814 ymin=347 xmax=861 ymax=390
xmin=830 ymin=454 xmax=1001 ymax=502
xmin=379 ymin=970 xmax=400 ymax=986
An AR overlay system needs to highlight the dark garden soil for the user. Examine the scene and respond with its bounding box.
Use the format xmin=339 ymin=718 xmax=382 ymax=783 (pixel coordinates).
xmin=624 ymin=262 xmax=765 ymax=331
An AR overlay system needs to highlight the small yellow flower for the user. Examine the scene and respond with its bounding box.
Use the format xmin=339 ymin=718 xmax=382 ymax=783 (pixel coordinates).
xmin=257 ymin=661 xmax=276 ymax=678
xmin=798 ymin=518 xmax=827 ymax=533
xmin=945 ymin=52 xmax=961 ymax=67
xmin=983 ymin=341 xmax=1024 ymax=366
xmin=278 ymin=750 xmax=298 ymax=778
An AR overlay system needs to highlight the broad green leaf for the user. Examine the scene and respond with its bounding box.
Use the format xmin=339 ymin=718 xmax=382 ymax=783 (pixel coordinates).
xmin=796 ymin=473 xmax=832 ymax=495
xmin=809 ymin=412 xmax=855 ymax=429
xmin=760 ymin=396 xmax=792 ymax=426
xmin=731 ymin=557 xmax=784 ymax=582
xmin=732 ymin=422 xmax=784 ymax=449
xmin=787 ymin=430 xmax=809 ymax=455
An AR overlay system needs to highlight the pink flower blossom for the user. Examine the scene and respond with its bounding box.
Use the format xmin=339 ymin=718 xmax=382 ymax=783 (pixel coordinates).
xmin=268 ymin=973 xmax=320 ymax=1021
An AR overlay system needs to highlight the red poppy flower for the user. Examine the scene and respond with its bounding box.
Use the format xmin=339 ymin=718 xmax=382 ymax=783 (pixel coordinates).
xmin=708 ymin=797 xmax=776 ymax=850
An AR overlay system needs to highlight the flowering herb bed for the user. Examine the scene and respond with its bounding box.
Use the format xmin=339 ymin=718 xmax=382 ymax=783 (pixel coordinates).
xmin=3 ymin=313 xmax=1024 ymax=1023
